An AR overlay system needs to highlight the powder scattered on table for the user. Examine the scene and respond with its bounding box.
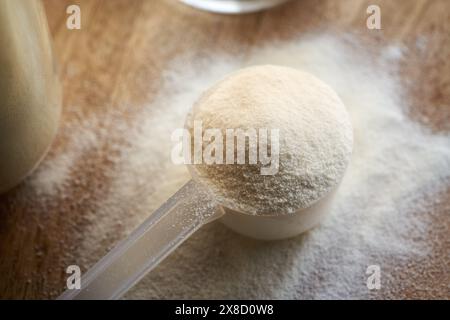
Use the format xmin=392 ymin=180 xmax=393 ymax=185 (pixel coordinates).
xmin=26 ymin=33 xmax=450 ymax=299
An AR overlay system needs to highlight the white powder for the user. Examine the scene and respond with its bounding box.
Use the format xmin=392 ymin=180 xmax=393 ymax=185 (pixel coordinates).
xmin=27 ymin=116 xmax=100 ymax=197
xmin=27 ymin=33 xmax=450 ymax=299
xmin=188 ymin=65 xmax=353 ymax=215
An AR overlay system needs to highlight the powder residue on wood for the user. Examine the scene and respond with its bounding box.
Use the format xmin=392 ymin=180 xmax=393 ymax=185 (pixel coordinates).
xmin=27 ymin=34 xmax=450 ymax=299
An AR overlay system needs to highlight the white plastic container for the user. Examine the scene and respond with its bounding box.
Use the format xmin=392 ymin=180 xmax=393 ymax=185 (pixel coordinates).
xmin=179 ymin=0 xmax=291 ymax=14
xmin=0 ymin=0 xmax=61 ymax=193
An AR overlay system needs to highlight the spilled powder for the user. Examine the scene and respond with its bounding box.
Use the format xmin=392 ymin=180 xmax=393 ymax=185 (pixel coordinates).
xmin=29 ymin=34 xmax=450 ymax=299
xmin=28 ymin=116 xmax=100 ymax=197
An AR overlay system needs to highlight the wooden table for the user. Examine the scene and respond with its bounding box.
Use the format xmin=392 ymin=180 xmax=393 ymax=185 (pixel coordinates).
xmin=0 ymin=0 xmax=448 ymax=299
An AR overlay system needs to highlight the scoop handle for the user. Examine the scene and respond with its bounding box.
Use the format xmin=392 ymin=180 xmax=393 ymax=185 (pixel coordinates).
xmin=58 ymin=179 xmax=223 ymax=300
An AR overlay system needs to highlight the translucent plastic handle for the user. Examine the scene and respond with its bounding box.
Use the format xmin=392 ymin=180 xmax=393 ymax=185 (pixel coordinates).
xmin=58 ymin=179 xmax=224 ymax=300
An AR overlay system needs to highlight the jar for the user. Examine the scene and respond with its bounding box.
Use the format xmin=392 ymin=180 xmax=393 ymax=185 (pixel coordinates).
xmin=0 ymin=0 xmax=61 ymax=193
xmin=179 ymin=0 xmax=291 ymax=14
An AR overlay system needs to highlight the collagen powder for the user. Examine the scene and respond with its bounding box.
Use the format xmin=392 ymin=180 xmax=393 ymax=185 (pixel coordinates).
xmin=187 ymin=65 xmax=353 ymax=216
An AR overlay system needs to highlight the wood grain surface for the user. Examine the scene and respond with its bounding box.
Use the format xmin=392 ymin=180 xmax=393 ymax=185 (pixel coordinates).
xmin=0 ymin=0 xmax=449 ymax=299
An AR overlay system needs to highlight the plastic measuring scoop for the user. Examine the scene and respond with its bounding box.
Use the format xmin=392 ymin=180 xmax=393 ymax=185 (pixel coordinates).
xmin=58 ymin=179 xmax=222 ymax=300
xmin=59 ymin=65 xmax=352 ymax=300
xmin=58 ymin=175 xmax=339 ymax=300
